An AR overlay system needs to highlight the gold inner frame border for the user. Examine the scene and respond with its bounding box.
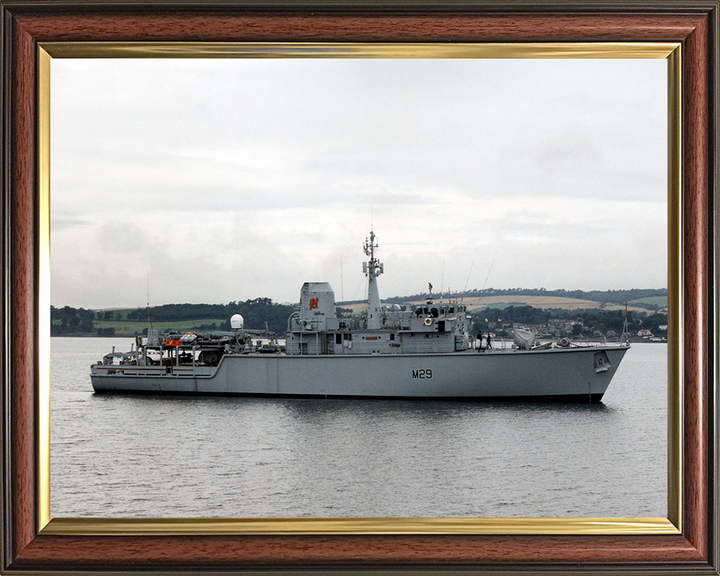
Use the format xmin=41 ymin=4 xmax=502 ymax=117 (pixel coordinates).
xmin=36 ymin=41 xmax=682 ymax=537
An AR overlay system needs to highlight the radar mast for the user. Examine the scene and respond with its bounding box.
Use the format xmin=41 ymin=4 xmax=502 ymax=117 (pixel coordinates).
xmin=363 ymin=230 xmax=384 ymax=329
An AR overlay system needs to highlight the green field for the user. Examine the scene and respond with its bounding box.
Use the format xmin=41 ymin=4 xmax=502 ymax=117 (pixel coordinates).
xmin=627 ymin=296 xmax=668 ymax=309
xmin=472 ymin=302 xmax=514 ymax=311
xmin=93 ymin=318 xmax=227 ymax=337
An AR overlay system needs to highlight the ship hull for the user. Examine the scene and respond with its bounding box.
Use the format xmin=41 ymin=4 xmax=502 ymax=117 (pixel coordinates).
xmin=91 ymin=345 xmax=629 ymax=402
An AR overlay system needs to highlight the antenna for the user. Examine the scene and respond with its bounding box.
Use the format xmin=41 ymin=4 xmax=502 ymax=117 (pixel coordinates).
xmin=340 ymin=255 xmax=344 ymax=302
xmin=146 ymin=274 xmax=153 ymax=330
xmin=462 ymin=257 xmax=475 ymax=301
xmin=622 ymin=301 xmax=629 ymax=343
xmin=440 ymin=257 xmax=445 ymax=302
xmin=482 ymin=259 xmax=495 ymax=290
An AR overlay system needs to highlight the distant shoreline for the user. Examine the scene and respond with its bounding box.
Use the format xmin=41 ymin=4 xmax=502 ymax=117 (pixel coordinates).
xmin=51 ymin=287 xmax=668 ymax=340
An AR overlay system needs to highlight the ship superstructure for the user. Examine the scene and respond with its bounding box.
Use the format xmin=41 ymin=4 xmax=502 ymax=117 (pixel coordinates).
xmin=285 ymin=232 xmax=472 ymax=356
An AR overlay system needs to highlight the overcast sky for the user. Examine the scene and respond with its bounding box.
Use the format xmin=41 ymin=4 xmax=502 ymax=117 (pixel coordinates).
xmin=51 ymin=57 xmax=667 ymax=309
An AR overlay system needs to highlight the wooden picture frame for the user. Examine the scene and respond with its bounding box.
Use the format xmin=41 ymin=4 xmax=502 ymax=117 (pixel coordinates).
xmin=1 ymin=1 xmax=717 ymax=573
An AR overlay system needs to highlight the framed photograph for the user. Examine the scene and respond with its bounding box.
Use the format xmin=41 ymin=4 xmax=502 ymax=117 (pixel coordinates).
xmin=2 ymin=1 xmax=717 ymax=573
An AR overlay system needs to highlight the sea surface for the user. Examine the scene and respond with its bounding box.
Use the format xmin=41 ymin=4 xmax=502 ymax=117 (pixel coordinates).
xmin=50 ymin=338 xmax=667 ymax=518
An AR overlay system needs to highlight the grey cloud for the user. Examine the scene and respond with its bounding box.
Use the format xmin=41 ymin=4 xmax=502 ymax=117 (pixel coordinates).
xmin=51 ymin=218 xmax=92 ymax=230
xmin=50 ymin=58 xmax=668 ymax=307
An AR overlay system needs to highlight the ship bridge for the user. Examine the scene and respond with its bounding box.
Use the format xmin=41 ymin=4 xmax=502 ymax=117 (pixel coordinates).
xmin=285 ymin=232 xmax=473 ymax=356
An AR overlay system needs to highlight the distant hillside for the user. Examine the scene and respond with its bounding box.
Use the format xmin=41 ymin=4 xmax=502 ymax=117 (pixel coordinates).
xmin=51 ymin=298 xmax=295 ymax=337
xmin=52 ymin=287 xmax=667 ymax=337
xmin=341 ymin=288 xmax=667 ymax=313
xmin=626 ymin=296 xmax=668 ymax=309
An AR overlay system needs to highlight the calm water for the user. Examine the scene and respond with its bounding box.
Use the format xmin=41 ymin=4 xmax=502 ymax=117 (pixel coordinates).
xmin=50 ymin=338 xmax=667 ymax=518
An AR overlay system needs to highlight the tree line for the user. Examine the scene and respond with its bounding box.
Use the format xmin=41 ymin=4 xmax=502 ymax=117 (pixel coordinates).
xmin=51 ymin=299 xmax=296 ymax=336
xmin=125 ymin=298 xmax=295 ymax=333
xmin=52 ymin=299 xmax=668 ymax=339
xmin=50 ymin=306 xmax=95 ymax=335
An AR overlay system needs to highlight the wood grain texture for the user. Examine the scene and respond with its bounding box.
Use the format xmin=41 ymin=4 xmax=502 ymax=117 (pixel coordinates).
xmin=14 ymin=12 xmax=705 ymax=42
xmin=10 ymin=18 xmax=37 ymax=561
xmin=10 ymin=534 xmax=707 ymax=568
xmin=680 ymin=7 xmax=710 ymax=560
xmin=2 ymin=3 xmax=716 ymax=573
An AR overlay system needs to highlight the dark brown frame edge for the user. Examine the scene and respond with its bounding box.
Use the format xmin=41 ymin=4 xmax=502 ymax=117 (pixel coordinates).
xmin=1 ymin=1 xmax=717 ymax=574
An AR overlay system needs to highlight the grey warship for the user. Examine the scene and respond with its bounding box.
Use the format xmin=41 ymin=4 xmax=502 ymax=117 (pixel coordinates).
xmin=91 ymin=232 xmax=629 ymax=401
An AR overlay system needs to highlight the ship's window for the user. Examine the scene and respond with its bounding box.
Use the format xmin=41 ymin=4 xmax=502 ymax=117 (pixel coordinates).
xmin=390 ymin=334 xmax=395 ymax=340
xmin=431 ymin=308 xmax=439 ymax=317
xmin=336 ymin=334 xmax=342 ymax=345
